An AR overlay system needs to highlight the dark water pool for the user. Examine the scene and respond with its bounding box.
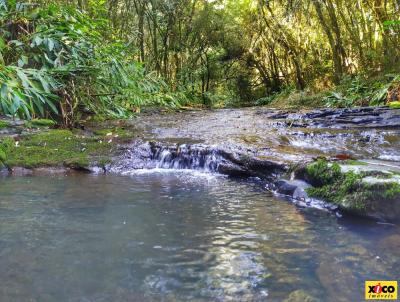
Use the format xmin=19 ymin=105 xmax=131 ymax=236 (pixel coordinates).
xmin=0 ymin=172 xmax=399 ymax=301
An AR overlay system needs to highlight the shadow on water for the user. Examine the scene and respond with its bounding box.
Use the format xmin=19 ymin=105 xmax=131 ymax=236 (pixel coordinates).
xmin=0 ymin=173 xmax=399 ymax=302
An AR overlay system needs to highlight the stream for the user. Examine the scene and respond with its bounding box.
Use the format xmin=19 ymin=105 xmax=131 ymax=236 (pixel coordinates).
xmin=1 ymin=172 xmax=399 ymax=301
xmin=1 ymin=107 xmax=400 ymax=301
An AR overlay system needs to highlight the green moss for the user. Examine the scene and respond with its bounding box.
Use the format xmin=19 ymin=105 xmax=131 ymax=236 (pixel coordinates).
xmin=342 ymin=160 xmax=368 ymax=166
xmin=0 ymin=120 xmax=10 ymax=129
xmin=381 ymin=183 xmax=400 ymax=199
xmin=305 ymin=159 xmax=342 ymax=187
xmin=25 ymin=119 xmax=56 ymax=128
xmin=3 ymin=130 xmax=113 ymax=169
xmin=0 ymin=149 xmax=6 ymax=162
xmin=305 ymin=159 xmax=400 ymax=213
xmin=306 ymin=171 xmax=370 ymax=211
xmin=93 ymin=127 xmax=131 ymax=139
xmin=0 ymin=137 xmax=14 ymax=164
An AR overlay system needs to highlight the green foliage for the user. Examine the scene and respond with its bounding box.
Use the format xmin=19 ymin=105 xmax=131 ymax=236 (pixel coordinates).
xmin=0 ymin=2 xmax=183 ymax=124
xmin=323 ymin=75 xmax=400 ymax=108
xmin=389 ymin=101 xmax=400 ymax=109
xmin=0 ymin=66 xmax=59 ymax=119
xmin=0 ymin=148 xmax=5 ymax=162
xmin=383 ymin=20 xmax=400 ymax=30
xmin=26 ymin=119 xmax=56 ymax=127
xmin=256 ymin=95 xmax=278 ymax=106
xmin=0 ymin=137 xmax=14 ymax=164
xmin=2 ymin=0 xmax=400 ymax=114
xmin=0 ymin=120 xmax=9 ymax=128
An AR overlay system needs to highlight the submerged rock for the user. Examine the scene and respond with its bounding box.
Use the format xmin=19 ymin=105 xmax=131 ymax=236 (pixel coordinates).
xmin=274 ymin=180 xmax=310 ymax=200
xmin=283 ymin=290 xmax=318 ymax=302
xmin=316 ymin=261 xmax=359 ymax=302
xmin=379 ymin=234 xmax=400 ymax=256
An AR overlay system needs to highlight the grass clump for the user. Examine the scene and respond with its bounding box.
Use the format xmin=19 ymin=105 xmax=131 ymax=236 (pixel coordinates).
xmin=0 ymin=148 xmax=6 ymax=163
xmin=0 ymin=138 xmax=14 ymax=162
xmin=0 ymin=121 xmax=10 ymax=129
xmin=3 ymin=130 xmax=113 ymax=169
xmin=25 ymin=119 xmax=56 ymax=128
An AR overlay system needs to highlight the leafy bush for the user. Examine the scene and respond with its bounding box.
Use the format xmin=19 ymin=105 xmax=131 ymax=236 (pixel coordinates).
xmin=323 ymin=75 xmax=400 ymax=108
xmin=0 ymin=2 xmax=183 ymax=125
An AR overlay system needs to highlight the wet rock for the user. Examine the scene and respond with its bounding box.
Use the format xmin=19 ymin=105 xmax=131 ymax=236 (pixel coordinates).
xmin=217 ymin=162 xmax=253 ymax=177
xmin=0 ymin=166 xmax=9 ymax=175
xmin=119 ymin=141 xmax=288 ymax=178
xmin=9 ymin=167 xmax=34 ymax=176
xmin=9 ymin=167 xmax=74 ymax=176
xmin=379 ymin=234 xmax=400 ymax=256
xmin=283 ymin=290 xmax=318 ymax=302
xmin=269 ymin=106 xmax=400 ymax=129
xmin=316 ymin=261 xmax=359 ymax=302
xmin=274 ymin=179 xmax=310 ymax=198
xmin=275 ymin=180 xmax=298 ymax=196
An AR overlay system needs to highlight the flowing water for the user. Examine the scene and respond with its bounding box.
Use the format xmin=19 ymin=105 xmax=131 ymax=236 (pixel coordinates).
xmin=1 ymin=172 xmax=399 ymax=302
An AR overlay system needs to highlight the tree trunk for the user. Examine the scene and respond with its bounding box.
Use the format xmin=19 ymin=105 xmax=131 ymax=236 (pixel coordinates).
xmin=313 ymin=0 xmax=343 ymax=83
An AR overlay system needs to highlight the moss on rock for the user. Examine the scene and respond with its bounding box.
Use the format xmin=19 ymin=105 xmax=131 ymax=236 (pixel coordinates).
xmin=2 ymin=130 xmax=115 ymax=169
xmin=93 ymin=127 xmax=131 ymax=139
xmin=0 ymin=137 xmax=14 ymax=164
xmin=25 ymin=119 xmax=56 ymax=128
xmin=283 ymin=290 xmax=318 ymax=302
xmin=0 ymin=149 xmax=6 ymax=163
xmin=305 ymin=159 xmax=400 ymax=219
xmin=305 ymin=159 xmax=342 ymax=187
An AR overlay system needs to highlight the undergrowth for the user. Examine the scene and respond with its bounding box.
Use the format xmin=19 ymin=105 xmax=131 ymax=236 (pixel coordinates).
xmin=256 ymin=74 xmax=400 ymax=109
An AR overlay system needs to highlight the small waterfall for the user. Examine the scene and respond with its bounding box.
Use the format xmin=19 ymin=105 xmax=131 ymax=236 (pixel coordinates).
xmin=152 ymin=144 xmax=222 ymax=171
xmin=112 ymin=141 xmax=286 ymax=178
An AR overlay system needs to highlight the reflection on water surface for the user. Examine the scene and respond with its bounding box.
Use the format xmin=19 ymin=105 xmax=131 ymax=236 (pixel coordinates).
xmin=0 ymin=173 xmax=399 ymax=301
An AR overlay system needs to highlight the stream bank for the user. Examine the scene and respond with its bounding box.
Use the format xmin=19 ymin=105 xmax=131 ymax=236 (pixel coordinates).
xmin=1 ymin=106 xmax=400 ymax=222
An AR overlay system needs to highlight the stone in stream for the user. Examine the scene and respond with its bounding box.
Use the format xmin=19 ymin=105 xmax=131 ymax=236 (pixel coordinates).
xmin=268 ymin=106 xmax=400 ymax=129
xmin=316 ymin=261 xmax=359 ymax=302
xmin=283 ymin=290 xmax=318 ymax=302
xmin=379 ymin=234 xmax=400 ymax=256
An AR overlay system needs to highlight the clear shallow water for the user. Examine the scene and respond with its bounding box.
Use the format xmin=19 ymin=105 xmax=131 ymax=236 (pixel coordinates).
xmin=0 ymin=173 xmax=399 ymax=302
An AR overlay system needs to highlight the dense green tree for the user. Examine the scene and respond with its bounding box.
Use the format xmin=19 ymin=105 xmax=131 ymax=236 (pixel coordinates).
xmin=1 ymin=0 xmax=400 ymax=120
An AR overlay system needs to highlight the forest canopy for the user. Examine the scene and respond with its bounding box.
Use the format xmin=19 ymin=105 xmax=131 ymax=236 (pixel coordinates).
xmin=1 ymin=0 xmax=400 ymax=124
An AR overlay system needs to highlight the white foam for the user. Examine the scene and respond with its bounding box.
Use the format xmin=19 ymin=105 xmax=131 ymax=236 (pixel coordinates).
xmin=121 ymin=168 xmax=225 ymax=180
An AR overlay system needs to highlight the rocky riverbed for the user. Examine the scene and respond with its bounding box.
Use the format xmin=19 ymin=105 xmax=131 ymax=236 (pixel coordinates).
xmin=1 ymin=106 xmax=400 ymax=222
